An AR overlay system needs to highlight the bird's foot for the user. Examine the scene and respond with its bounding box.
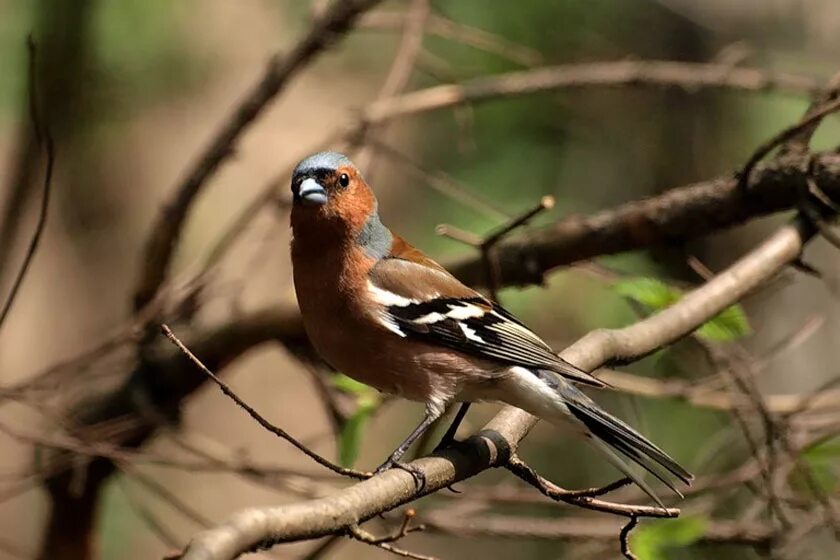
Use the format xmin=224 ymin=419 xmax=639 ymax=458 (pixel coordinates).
xmin=374 ymin=459 xmax=427 ymax=493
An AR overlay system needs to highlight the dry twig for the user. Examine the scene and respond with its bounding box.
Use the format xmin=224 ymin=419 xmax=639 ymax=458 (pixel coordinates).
xmin=361 ymin=60 xmax=819 ymax=125
xmin=619 ymin=516 xmax=639 ymax=560
xmin=345 ymin=508 xmax=433 ymax=560
xmin=0 ymin=38 xmax=55 ymax=332
xmin=160 ymin=324 xmax=369 ymax=480
xmin=738 ymin=97 xmax=840 ymax=193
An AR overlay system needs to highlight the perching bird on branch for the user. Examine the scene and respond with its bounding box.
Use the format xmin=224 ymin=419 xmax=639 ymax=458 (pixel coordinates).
xmin=289 ymin=151 xmax=692 ymax=506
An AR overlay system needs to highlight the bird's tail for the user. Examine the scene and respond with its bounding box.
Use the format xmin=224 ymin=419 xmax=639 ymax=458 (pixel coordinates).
xmin=505 ymin=368 xmax=692 ymax=507
xmin=557 ymin=383 xmax=693 ymax=507
xmin=503 ymin=368 xmax=693 ymax=506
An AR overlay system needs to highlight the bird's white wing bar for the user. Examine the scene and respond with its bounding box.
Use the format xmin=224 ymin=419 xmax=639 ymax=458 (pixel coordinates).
xmin=365 ymin=277 xmax=604 ymax=388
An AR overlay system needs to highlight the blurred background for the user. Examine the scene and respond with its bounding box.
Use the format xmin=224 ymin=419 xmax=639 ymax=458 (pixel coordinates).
xmin=1 ymin=0 xmax=840 ymax=559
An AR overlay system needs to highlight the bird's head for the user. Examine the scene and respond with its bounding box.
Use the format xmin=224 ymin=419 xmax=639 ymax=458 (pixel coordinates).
xmin=290 ymin=152 xmax=378 ymax=235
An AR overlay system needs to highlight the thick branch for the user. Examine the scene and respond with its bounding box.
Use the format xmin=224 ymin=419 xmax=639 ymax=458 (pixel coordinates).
xmin=132 ymin=0 xmax=383 ymax=311
xmin=179 ymin=217 xmax=813 ymax=560
xmin=446 ymin=152 xmax=840 ymax=288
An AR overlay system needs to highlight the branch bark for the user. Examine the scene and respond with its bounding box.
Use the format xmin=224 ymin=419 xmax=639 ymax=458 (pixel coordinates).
xmin=178 ymin=216 xmax=813 ymax=559
xmin=446 ymin=151 xmax=840 ymax=288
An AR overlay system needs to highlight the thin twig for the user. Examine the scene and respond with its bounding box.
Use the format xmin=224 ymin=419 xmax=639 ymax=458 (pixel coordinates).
xmin=0 ymin=38 xmax=55 ymax=332
xmin=362 ymin=60 xmax=820 ymax=125
xmin=802 ymin=174 xmax=840 ymax=250
xmin=437 ymin=195 xmax=555 ymax=300
xmin=505 ymin=455 xmax=667 ymax=518
xmin=377 ymin=0 xmax=429 ymax=99
xmin=355 ymin=0 xmax=429 ymax=173
xmin=781 ymin=69 xmax=840 ymax=155
xmin=482 ymin=196 xmax=555 ymax=248
xmin=507 ymin=455 xmax=631 ymax=499
xmin=160 ymin=324 xmax=370 ymax=479
xmin=353 ymin=508 xmax=425 ymax=545
xmin=619 ymin=516 xmax=639 ymax=560
xmin=423 ymin=510 xmax=775 ymax=547
xmin=359 ymin=11 xmax=543 ymax=67
xmin=481 ymin=195 xmax=555 ymax=300
xmin=738 ymin=96 xmax=840 ymax=193
xmin=435 ymin=224 xmax=483 ymax=246
xmin=347 ymin=514 xmax=436 ymax=560
xmin=366 ymin=138 xmax=509 ymax=220
xmin=25 ymin=36 xmax=43 ymax=144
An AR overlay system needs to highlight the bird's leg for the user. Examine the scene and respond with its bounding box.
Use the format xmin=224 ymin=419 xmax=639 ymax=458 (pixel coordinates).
xmin=434 ymin=403 xmax=471 ymax=452
xmin=431 ymin=402 xmax=471 ymax=495
xmin=375 ymin=405 xmax=442 ymax=492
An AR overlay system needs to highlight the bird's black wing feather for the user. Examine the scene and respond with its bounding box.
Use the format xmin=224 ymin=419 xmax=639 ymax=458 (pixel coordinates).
xmin=367 ymin=259 xmax=603 ymax=388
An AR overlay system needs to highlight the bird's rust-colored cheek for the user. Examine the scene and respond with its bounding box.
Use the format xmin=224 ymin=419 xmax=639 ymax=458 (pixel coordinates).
xmin=330 ymin=182 xmax=377 ymax=231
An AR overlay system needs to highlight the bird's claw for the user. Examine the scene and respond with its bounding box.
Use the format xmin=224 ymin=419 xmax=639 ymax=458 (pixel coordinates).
xmin=374 ymin=459 xmax=427 ymax=493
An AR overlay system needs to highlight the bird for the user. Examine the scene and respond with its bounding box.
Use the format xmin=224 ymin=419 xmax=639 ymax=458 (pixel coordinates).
xmin=289 ymin=151 xmax=692 ymax=505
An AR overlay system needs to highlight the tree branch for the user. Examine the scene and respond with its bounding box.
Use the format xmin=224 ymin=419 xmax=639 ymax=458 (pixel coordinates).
xmin=446 ymin=151 xmax=839 ymax=288
xmin=361 ymin=60 xmax=820 ymax=125
xmin=177 ymin=215 xmax=814 ymax=559
xmin=0 ymin=38 xmax=55 ymax=332
xmin=422 ymin=512 xmax=774 ymax=547
xmin=160 ymin=324 xmax=369 ymax=479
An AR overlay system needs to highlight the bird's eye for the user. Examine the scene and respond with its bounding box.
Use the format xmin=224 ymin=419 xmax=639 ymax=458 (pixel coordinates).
xmin=338 ymin=173 xmax=350 ymax=188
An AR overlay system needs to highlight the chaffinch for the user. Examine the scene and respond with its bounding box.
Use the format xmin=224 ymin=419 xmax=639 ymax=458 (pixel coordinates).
xmin=290 ymin=152 xmax=692 ymax=503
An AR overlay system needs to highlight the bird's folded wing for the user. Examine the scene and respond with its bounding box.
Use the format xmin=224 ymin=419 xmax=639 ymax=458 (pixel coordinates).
xmin=367 ymin=256 xmax=604 ymax=388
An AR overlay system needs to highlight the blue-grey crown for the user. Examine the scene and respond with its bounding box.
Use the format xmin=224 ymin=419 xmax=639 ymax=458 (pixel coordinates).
xmin=293 ymin=151 xmax=354 ymax=178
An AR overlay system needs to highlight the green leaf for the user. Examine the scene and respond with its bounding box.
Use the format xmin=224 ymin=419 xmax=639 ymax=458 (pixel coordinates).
xmin=696 ymin=304 xmax=752 ymax=342
xmin=631 ymin=516 xmax=707 ymax=560
xmin=614 ymin=277 xmax=751 ymax=342
xmin=614 ymin=277 xmax=681 ymax=311
xmin=332 ymin=374 xmax=381 ymax=467
xmin=800 ymin=435 xmax=840 ymax=493
xmin=338 ymin=399 xmax=378 ymax=467
xmin=331 ymin=373 xmax=374 ymax=396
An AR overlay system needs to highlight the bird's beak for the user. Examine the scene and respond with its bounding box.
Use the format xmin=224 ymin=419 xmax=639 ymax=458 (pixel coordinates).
xmin=297 ymin=178 xmax=328 ymax=206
